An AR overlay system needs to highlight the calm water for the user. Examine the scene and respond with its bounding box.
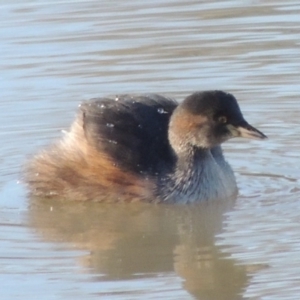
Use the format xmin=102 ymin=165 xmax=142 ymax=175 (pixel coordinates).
xmin=1 ymin=0 xmax=300 ymax=299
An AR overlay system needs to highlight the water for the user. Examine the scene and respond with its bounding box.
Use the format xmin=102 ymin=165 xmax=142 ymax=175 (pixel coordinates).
xmin=1 ymin=0 xmax=300 ymax=299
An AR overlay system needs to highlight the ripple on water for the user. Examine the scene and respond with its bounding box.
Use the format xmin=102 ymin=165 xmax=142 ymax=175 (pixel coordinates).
xmin=217 ymin=170 xmax=300 ymax=299
xmin=2 ymin=0 xmax=300 ymax=299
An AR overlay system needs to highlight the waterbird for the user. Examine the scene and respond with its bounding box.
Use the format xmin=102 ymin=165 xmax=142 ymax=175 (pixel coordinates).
xmin=25 ymin=91 xmax=267 ymax=203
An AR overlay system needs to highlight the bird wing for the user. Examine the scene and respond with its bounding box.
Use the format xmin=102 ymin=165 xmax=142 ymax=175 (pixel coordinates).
xmin=80 ymin=94 xmax=178 ymax=175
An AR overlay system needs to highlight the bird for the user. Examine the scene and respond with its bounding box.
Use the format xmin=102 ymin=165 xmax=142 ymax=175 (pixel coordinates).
xmin=24 ymin=91 xmax=267 ymax=203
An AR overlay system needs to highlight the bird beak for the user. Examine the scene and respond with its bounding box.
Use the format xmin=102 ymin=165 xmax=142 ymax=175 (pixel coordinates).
xmin=227 ymin=122 xmax=267 ymax=140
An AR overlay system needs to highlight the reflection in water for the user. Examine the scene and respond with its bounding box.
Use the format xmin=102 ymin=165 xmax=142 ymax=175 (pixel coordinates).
xmin=28 ymin=197 xmax=247 ymax=299
xmin=2 ymin=0 xmax=300 ymax=298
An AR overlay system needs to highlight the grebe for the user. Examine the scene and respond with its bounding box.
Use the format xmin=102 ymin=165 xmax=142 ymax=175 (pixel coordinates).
xmin=25 ymin=91 xmax=266 ymax=203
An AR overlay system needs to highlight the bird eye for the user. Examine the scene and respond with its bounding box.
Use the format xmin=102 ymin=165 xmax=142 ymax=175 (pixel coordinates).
xmin=218 ymin=116 xmax=227 ymax=124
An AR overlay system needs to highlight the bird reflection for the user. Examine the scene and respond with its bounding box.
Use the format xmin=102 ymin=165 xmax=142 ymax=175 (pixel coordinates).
xmin=28 ymin=197 xmax=247 ymax=299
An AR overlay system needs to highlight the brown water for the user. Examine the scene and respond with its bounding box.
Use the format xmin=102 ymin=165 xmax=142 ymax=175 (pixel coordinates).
xmin=1 ymin=0 xmax=300 ymax=299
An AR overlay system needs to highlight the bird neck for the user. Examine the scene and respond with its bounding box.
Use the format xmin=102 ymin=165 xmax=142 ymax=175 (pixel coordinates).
xmin=175 ymin=146 xmax=213 ymax=189
xmin=157 ymin=145 xmax=237 ymax=203
xmin=158 ymin=146 xmax=209 ymax=202
xmin=175 ymin=145 xmax=209 ymax=175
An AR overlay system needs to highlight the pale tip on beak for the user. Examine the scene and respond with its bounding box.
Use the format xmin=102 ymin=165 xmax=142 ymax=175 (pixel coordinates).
xmin=228 ymin=123 xmax=267 ymax=140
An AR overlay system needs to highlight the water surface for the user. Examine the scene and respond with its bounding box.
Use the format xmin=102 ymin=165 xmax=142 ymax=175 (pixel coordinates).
xmin=1 ymin=0 xmax=300 ymax=299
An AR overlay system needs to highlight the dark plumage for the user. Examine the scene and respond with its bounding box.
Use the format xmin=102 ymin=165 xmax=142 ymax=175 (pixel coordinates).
xmin=81 ymin=94 xmax=176 ymax=175
xmin=24 ymin=91 xmax=266 ymax=203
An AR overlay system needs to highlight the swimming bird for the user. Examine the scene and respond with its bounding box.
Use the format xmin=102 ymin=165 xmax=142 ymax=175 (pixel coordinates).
xmin=25 ymin=91 xmax=267 ymax=203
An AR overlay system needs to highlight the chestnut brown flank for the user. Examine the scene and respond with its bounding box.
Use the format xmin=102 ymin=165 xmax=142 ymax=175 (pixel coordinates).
xmin=25 ymin=112 xmax=155 ymax=202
